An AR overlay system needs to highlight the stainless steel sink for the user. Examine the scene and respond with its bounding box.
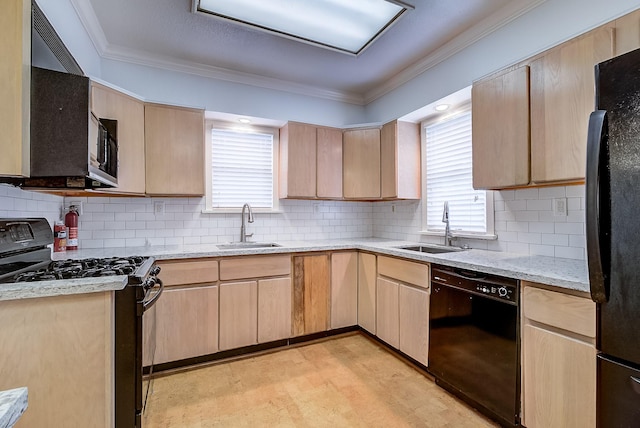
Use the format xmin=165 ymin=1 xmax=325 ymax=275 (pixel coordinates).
xmin=216 ymin=242 xmax=281 ymax=250
xmin=396 ymin=245 xmax=466 ymax=254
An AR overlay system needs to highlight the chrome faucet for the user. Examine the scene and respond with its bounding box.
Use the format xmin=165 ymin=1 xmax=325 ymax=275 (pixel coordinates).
xmin=442 ymin=201 xmax=454 ymax=246
xmin=240 ymin=203 xmax=254 ymax=242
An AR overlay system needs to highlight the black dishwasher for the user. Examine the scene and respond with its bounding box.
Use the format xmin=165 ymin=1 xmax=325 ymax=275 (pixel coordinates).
xmin=429 ymin=265 xmax=520 ymax=427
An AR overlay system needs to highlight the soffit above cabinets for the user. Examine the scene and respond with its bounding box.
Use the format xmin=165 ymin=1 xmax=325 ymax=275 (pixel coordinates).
xmin=73 ymin=0 xmax=545 ymax=104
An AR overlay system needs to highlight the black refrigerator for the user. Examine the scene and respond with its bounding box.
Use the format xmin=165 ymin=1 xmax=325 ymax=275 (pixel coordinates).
xmin=586 ymin=46 xmax=640 ymax=427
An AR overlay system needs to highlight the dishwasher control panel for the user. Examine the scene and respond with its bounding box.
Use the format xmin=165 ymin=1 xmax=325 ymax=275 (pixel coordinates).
xmin=431 ymin=265 xmax=519 ymax=304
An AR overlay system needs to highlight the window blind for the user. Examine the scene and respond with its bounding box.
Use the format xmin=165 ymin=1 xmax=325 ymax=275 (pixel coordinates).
xmin=211 ymin=128 xmax=274 ymax=208
xmin=425 ymin=110 xmax=487 ymax=233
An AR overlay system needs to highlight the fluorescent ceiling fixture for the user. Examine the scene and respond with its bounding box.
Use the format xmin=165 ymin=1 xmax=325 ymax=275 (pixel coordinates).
xmin=435 ymin=104 xmax=450 ymax=112
xmin=193 ymin=0 xmax=412 ymax=55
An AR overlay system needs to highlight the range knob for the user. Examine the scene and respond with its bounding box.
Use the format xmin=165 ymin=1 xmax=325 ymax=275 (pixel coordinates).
xmin=498 ymin=286 xmax=508 ymax=297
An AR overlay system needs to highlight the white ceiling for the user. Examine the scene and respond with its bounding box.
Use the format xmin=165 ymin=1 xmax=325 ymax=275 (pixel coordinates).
xmin=72 ymin=0 xmax=543 ymax=105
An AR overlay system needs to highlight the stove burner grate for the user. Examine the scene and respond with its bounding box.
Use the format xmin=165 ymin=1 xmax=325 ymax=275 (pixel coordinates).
xmin=11 ymin=256 xmax=148 ymax=282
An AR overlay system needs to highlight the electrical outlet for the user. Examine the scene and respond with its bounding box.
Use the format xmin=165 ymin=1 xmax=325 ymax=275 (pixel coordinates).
xmin=154 ymin=201 xmax=165 ymax=215
xmin=553 ymin=198 xmax=567 ymax=217
xmin=391 ymin=204 xmax=396 ymax=213
xmin=67 ymin=201 xmax=83 ymax=215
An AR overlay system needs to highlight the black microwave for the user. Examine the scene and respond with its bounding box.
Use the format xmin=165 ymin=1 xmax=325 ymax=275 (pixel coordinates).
xmin=89 ymin=113 xmax=118 ymax=186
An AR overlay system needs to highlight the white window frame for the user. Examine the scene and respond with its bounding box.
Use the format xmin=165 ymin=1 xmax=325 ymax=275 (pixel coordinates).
xmin=420 ymin=103 xmax=495 ymax=239
xmin=203 ymin=120 xmax=280 ymax=213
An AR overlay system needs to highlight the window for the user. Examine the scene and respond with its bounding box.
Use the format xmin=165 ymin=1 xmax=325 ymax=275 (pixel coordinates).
xmin=204 ymin=122 xmax=279 ymax=211
xmin=422 ymin=107 xmax=494 ymax=237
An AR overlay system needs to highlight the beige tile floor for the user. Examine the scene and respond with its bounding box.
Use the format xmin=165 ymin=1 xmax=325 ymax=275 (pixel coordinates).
xmin=143 ymin=333 xmax=499 ymax=427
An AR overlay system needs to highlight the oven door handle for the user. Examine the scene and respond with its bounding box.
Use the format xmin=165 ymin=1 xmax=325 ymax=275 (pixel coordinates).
xmin=142 ymin=277 xmax=164 ymax=312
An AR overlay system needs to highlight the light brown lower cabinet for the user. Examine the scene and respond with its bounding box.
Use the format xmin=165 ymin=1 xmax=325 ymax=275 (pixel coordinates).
xmin=330 ymin=252 xmax=358 ymax=329
xmin=219 ymin=281 xmax=258 ymax=350
xmin=258 ymin=277 xmax=292 ymax=343
xmin=150 ymin=285 xmax=219 ymax=365
xmin=292 ymin=254 xmax=330 ymax=336
xmin=521 ymin=284 xmax=596 ymax=428
xmin=398 ymin=284 xmax=429 ymax=365
xmin=0 ymin=292 xmax=113 ymax=428
xmin=357 ymin=252 xmax=377 ymax=334
xmin=376 ymin=277 xmax=400 ymax=348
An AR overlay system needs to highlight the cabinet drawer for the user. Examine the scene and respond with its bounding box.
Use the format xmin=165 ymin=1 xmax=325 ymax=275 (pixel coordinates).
xmin=523 ymin=285 xmax=596 ymax=338
xmin=378 ymin=256 xmax=429 ymax=289
xmin=220 ymin=255 xmax=291 ymax=280
xmin=157 ymin=259 xmax=218 ymax=286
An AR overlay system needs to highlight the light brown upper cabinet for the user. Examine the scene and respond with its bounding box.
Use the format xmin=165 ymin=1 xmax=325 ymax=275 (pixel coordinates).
xmin=529 ymin=24 xmax=614 ymax=183
xmin=615 ymin=8 xmax=640 ymax=56
xmin=343 ymin=128 xmax=381 ymax=199
xmin=144 ymin=103 xmax=205 ymax=196
xmin=380 ymin=120 xmax=421 ymax=199
xmin=91 ymin=82 xmax=146 ymax=194
xmin=0 ymin=0 xmax=30 ymax=177
xmin=472 ymin=66 xmax=530 ymax=189
xmin=279 ymin=121 xmax=342 ymax=199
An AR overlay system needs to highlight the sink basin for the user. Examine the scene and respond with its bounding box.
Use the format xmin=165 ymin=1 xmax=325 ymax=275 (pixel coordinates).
xmin=396 ymin=245 xmax=465 ymax=254
xmin=216 ymin=242 xmax=281 ymax=250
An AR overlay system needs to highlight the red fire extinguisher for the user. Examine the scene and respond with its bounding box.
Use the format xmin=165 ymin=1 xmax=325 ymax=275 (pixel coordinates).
xmin=65 ymin=205 xmax=79 ymax=251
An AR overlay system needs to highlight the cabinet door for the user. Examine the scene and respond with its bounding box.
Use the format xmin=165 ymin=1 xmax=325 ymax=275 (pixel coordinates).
xmin=399 ymin=284 xmax=429 ymax=365
xmin=472 ymin=66 xmax=530 ymax=189
xmin=522 ymin=324 xmax=596 ymax=428
xmin=150 ymin=285 xmax=219 ymax=365
xmin=0 ymin=0 xmax=30 ymax=177
xmin=317 ymin=127 xmax=343 ymax=198
xmin=279 ymin=122 xmax=317 ymax=198
xmin=357 ymin=252 xmax=377 ymax=334
xmin=292 ymin=255 xmax=330 ymax=336
xmin=330 ymin=252 xmax=358 ymax=329
xmin=258 ymin=277 xmax=292 ymax=343
xmin=380 ymin=121 xmax=421 ymax=199
xmin=219 ymin=281 xmax=258 ymax=350
xmin=530 ymin=25 xmax=614 ymax=183
xmin=343 ymin=128 xmax=381 ymax=199
xmin=615 ymin=9 xmax=640 ymax=56
xmin=144 ymin=103 xmax=205 ymax=195
xmin=376 ymin=277 xmax=399 ymax=348
xmin=91 ymin=83 xmax=145 ymax=194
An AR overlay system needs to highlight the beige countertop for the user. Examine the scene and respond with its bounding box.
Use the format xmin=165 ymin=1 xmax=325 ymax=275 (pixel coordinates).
xmin=0 ymin=238 xmax=589 ymax=301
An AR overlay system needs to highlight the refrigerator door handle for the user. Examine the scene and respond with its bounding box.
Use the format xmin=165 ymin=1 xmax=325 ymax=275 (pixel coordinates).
xmin=586 ymin=110 xmax=609 ymax=303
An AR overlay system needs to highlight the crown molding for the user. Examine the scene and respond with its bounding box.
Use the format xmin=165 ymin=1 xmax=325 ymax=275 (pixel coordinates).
xmin=362 ymin=0 xmax=547 ymax=104
xmin=69 ymin=0 xmax=545 ymax=107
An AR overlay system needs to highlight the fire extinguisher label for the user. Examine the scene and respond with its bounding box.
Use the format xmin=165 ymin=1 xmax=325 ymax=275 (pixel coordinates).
xmin=67 ymin=227 xmax=78 ymax=247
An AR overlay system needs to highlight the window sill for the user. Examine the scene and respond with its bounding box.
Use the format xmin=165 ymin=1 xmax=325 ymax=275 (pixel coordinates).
xmin=201 ymin=208 xmax=284 ymax=214
xmin=419 ymin=230 xmax=497 ymax=241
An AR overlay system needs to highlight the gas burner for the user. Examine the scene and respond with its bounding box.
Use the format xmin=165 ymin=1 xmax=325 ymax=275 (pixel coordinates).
xmin=10 ymin=256 xmax=149 ymax=282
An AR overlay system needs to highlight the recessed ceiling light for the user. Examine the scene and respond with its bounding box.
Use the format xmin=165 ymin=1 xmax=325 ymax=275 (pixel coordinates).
xmin=238 ymin=118 xmax=251 ymax=124
xmin=435 ymin=104 xmax=450 ymax=112
xmin=193 ymin=0 xmax=414 ymax=55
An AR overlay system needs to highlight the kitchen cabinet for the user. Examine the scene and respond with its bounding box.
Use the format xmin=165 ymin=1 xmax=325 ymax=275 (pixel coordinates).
xmin=257 ymin=277 xmax=292 ymax=343
xmin=380 ymin=120 xmax=421 ymax=199
xmin=279 ymin=121 xmax=343 ymax=199
xmin=615 ymin=8 xmax=640 ymax=56
xmin=521 ymin=283 xmax=596 ymax=428
xmin=145 ymin=259 xmax=219 ymax=365
xmin=343 ymin=128 xmax=381 ymax=199
xmin=357 ymin=252 xmax=377 ymax=334
xmin=91 ymin=82 xmax=146 ymax=194
xmin=377 ymin=256 xmax=430 ymax=365
xmin=0 ymin=292 xmax=113 ymax=427
xmin=330 ymin=252 xmax=358 ymax=329
xmin=292 ymin=254 xmax=330 ymax=336
xmin=0 ymin=0 xmax=30 ymax=177
xmin=529 ymin=24 xmax=614 ymax=183
xmin=219 ymin=255 xmax=291 ymax=349
xmin=472 ymin=66 xmax=530 ymax=189
xmin=144 ymin=103 xmax=205 ymax=196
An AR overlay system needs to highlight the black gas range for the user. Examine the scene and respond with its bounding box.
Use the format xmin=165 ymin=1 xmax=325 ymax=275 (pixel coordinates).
xmin=0 ymin=218 xmax=163 ymax=427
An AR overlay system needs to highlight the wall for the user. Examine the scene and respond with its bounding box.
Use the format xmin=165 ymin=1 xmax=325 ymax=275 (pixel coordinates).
xmin=69 ymin=197 xmax=372 ymax=249
xmin=0 ymin=184 xmax=64 ymax=226
xmin=372 ymin=185 xmax=586 ymax=260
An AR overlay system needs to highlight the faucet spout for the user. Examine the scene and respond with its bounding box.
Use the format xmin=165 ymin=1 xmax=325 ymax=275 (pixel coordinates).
xmin=240 ymin=203 xmax=254 ymax=242
xmin=442 ymin=201 xmax=453 ymax=246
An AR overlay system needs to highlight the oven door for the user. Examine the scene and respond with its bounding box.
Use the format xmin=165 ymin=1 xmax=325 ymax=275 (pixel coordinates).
xmin=429 ymin=283 xmax=519 ymax=426
xmin=141 ymin=278 xmax=162 ymax=414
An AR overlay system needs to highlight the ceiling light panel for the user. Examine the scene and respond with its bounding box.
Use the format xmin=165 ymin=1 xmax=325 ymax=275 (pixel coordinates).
xmin=194 ymin=0 xmax=410 ymax=55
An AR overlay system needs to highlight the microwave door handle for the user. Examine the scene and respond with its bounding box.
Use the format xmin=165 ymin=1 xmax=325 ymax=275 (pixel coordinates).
xmin=586 ymin=110 xmax=608 ymax=303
